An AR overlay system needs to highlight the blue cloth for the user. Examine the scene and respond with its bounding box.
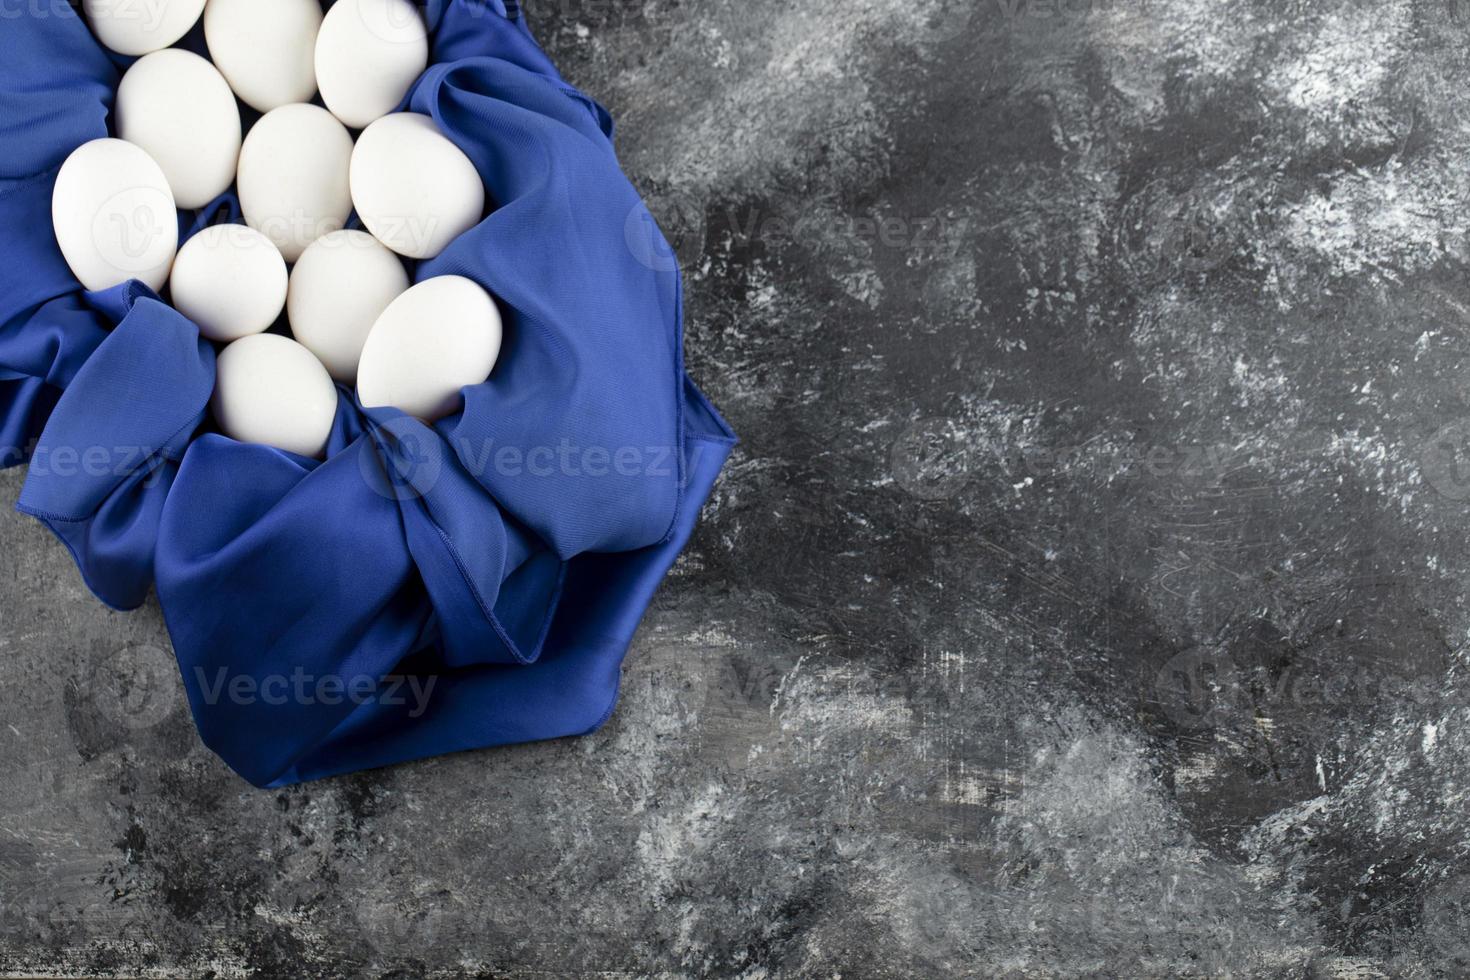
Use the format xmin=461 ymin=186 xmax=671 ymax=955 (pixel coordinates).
xmin=0 ymin=1 xmax=735 ymax=787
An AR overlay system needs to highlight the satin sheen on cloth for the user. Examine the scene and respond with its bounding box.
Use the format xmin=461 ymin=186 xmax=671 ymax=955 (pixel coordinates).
xmin=0 ymin=0 xmax=736 ymax=787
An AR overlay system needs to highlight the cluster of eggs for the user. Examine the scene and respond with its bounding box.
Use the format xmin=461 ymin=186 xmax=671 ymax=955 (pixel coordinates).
xmin=51 ymin=0 xmax=502 ymax=459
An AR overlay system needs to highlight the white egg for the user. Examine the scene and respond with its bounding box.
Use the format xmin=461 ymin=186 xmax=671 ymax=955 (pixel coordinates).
xmin=237 ymin=104 xmax=354 ymax=263
xmin=115 ymin=50 xmax=242 ymax=211
xmin=83 ymin=0 xmax=205 ymax=56
xmin=171 ymin=225 xmax=288 ymax=343
xmin=317 ymin=0 xmax=430 ymax=130
xmin=351 ymin=113 xmax=486 ymax=260
xmin=357 ymin=276 xmax=502 ymax=421
xmin=213 ymin=333 xmax=338 ymax=458
xmin=204 ymin=0 xmax=322 ymax=113
xmin=288 ymin=231 xmax=410 ymax=384
xmin=52 ymin=138 xmax=178 ymax=293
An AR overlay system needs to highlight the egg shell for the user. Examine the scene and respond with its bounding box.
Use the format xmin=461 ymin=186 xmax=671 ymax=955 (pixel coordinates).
xmin=52 ymin=138 xmax=178 ymax=293
xmin=116 ymin=50 xmax=242 ymax=210
xmin=171 ymin=225 xmax=288 ymax=343
xmin=317 ymin=0 xmax=430 ymax=130
xmin=288 ymin=230 xmax=410 ymax=384
xmin=351 ymin=113 xmax=486 ymax=260
xmin=205 ymin=0 xmax=322 ymax=113
xmin=213 ymin=333 xmax=339 ymax=459
xmin=83 ymin=0 xmax=206 ymax=56
xmin=237 ymin=104 xmax=354 ymax=263
xmin=357 ymin=276 xmax=503 ymax=422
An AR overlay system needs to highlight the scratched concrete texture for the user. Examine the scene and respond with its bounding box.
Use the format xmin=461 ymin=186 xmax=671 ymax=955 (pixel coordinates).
xmin=5 ymin=0 xmax=1470 ymax=976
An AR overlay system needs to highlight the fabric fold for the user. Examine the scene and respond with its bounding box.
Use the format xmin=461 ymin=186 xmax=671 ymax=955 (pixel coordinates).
xmin=0 ymin=1 xmax=118 ymax=463
xmin=265 ymin=382 xmax=735 ymax=787
xmin=417 ymin=55 xmax=687 ymax=559
xmin=17 ymin=294 xmax=214 ymax=610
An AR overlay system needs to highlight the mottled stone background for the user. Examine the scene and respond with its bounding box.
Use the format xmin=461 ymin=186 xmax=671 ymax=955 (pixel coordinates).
xmin=6 ymin=0 xmax=1470 ymax=975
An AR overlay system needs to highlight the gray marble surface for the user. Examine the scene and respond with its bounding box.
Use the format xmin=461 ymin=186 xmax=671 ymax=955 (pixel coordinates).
xmin=6 ymin=0 xmax=1470 ymax=976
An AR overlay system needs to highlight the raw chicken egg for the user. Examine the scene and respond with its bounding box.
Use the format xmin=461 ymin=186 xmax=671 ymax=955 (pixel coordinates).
xmin=357 ymin=276 xmax=503 ymax=421
xmin=288 ymin=230 xmax=410 ymax=384
xmin=52 ymin=138 xmax=178 ymax=293
xmin=204 ymin=0 xmax=323 ymax=113
xmin=213 ymin=333 xmax=339 ymax=459
xmin=115 ymin=50 xmax=242 ymax=211
xmin=351 ymin=113 xmax=485 ymax=260
xmin=316 ymin=0 xmax=430 ymax=130
xmin=83 ymin=0 xmax=206 ymax=56
xmin=237 ymin=104 xmax=354 ymax=263
xmin=171 ymin=225 xmax=288 ymax=343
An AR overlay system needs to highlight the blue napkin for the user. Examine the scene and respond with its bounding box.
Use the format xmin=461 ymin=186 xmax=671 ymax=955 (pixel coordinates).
xmin=0 ymin=0 xmax=735 ymax=787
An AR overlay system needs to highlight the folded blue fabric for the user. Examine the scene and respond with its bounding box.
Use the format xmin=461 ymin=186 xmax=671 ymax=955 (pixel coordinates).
xmin=0 ymin=0 xmax=735 ymax=787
